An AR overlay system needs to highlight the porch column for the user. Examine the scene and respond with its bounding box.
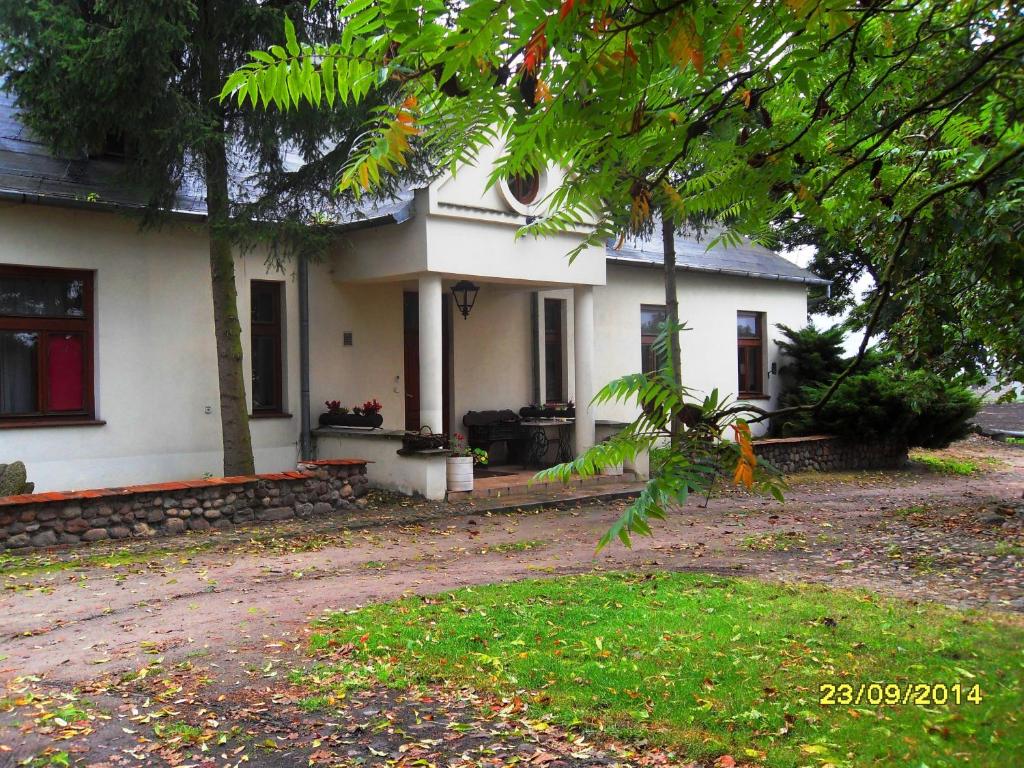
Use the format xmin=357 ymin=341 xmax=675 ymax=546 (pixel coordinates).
xmin=418 ymin=274 xmax=444 ymax=433
xmin=573 ymin=284 xmax=596 ymax=456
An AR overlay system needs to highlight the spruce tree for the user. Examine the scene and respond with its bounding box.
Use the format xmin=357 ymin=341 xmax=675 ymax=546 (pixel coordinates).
xmin=0 ymin=1 xmax=413 ymax=474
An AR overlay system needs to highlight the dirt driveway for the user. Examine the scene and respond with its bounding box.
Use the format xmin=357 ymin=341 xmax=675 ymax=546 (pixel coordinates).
xmin=2 ymin=436 xmax=1021 ymax=692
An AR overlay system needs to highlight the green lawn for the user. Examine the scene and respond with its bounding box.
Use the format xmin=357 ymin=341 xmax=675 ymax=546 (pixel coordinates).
xmin=309 ymin=573 xmax=1023 ymax=768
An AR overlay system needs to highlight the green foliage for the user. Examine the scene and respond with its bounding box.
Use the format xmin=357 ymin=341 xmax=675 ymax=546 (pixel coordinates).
xmin=772 ymin=325 xmax=979 ymax=447
xmin=912 ymin=455 xmax=980 ymax=476
xmin=0 ymin=461 xmax=33 ymax=497
xmin=310 ymin=572 xmax=1024 ymax=767
xmin=532 ymin=322 xmax=783 ymax=549
xmin=774 ymin=324 xmax=846 ymax=391
xmin=0 ymin=1 xmax=418 ymax=258
xmin=786 ymin=367 xmax=980 ymax=448
xmin=228 ymin=0 xmax=1024 ymax=380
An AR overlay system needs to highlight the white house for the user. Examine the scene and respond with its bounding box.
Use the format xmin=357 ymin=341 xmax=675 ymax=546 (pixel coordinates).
xmin=0 ymin=92 xmax=827 ymax=497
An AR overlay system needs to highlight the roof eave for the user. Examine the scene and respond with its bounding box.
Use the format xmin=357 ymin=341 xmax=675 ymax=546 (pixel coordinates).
xmin=0 ymin=186 xmax=416 ymax=232
xmin=607 ymin=254 xmax=832 ymax=287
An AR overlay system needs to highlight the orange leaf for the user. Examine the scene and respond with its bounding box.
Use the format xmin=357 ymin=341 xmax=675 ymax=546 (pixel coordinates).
xmin=718 ymin=44 xmax=733 ymax=70
xmin=624 ymin=39 xmax=638 ymax=65
xmin=691 ymin=47 xmax=705 ymax=74
xmin=732 ymin=24 xmax=745 ymax=50
xmin=668 ymin=13 xmax=704 ymax=74
xmin=733 ymin=461 xmax=753 ymax=488
xmin=524 ymin=23 xmax=548 ymax=74
xmin=534 ymin=78 xmax=552 ymax=103
xmin=559 ymin=0 xmax=576 ymax=21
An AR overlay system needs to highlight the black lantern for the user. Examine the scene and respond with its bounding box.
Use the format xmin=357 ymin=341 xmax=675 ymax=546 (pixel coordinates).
xmin=450 ymin=280 xmax=479 ymax=319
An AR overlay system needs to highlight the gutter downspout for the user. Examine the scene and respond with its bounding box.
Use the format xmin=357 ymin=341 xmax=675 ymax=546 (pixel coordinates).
xmin=298 ymin=253 xmax=312 ymax=460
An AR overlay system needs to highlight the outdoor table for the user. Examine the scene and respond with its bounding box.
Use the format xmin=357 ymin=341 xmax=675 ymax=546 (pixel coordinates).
xmin=519 ymin=417 xmax=575 ymax=467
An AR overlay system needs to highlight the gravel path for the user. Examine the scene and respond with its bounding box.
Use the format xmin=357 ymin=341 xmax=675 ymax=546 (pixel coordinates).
xmin=2 ymin=435 xmax=1021 ymax=689
xmin=1 ymin=436 xmax=1021 ymax=766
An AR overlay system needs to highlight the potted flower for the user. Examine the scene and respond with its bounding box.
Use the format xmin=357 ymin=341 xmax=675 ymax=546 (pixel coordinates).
xmin=519 ymin=401 xmax=576 ymax=418
xmin=446 ymin=433 xmax=488 ymax=492
xmin=318 ymin=398 xmax=383 ymax=428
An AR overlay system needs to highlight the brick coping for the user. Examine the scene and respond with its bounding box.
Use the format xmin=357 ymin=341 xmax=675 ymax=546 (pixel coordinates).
xmin=0 ymin=460 xmax=368 ymax=507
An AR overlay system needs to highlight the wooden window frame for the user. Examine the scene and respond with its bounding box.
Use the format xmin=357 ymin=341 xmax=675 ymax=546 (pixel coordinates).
xmin=509 ymin=172 xmax=540 ymax=205
xmin=0 ymin=264 xmax=96 ymax=426
xmin=640 ymin=304 xmax=668 ymax=374
xmin=737 ymin=310 xmax=766 ymax=398
xmin=543 ymin=298 xmax=564 ymax=403
xmin=250 ymin=280 xmax=285 ymax=415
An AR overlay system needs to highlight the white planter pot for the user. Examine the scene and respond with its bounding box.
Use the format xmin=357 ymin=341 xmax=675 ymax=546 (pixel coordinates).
xmin=446 ymin=456 xmax=474 ymax=492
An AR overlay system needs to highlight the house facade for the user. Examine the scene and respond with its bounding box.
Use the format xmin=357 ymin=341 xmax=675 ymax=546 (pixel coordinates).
xmin=1 ymin=100 xmax=827 ymax=497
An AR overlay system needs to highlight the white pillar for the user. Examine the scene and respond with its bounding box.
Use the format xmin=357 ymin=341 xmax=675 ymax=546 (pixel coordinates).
xmin=418 ymin=274 xmax=444 ymax=433
xmin=573 ymin=284 xmax=596 ymax=456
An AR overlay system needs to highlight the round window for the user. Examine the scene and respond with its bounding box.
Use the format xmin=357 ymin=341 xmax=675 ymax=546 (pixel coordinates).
xmin=508 ymin=172 xmax=540 ymax=205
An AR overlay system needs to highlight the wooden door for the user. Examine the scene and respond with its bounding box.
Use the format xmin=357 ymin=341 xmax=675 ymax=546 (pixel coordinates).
xmin=403 ymin=292 xmax=420 ymax=430
xmin=403 ymin=291 xmax=453 ymax=432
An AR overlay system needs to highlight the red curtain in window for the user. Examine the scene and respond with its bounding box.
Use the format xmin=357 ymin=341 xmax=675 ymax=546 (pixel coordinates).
xmin=47 ymin=334 xmax=84 ymax=411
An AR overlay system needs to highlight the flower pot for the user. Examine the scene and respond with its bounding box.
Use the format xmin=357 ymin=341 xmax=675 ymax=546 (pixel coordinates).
xmin=519 ymin=406 xmax=573 ymax=419
xmin=446 ymin=456 xmax=474 ymax=492
xmin=601 ymin=461 xmax=624 ymax=476
xmin=318 ymin=412 xmax=383 ymax=428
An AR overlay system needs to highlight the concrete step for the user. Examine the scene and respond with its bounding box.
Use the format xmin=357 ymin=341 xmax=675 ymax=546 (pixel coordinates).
xmin=447 ymin=471 xmax=640 ymax=501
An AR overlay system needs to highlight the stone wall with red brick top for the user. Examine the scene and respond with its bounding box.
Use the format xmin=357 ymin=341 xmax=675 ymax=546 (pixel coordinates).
xmin=753 ymin=435 xmax=907 ymax=474
xmin=0 ymin=459 xmax=368 ymax=551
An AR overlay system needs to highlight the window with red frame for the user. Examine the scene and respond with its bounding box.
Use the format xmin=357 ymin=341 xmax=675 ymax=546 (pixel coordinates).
xmin=0 ymin=265 xmax=94 ymax=422
xmin=737 ymin=311 xmax=765 ymax=396
xmin=640 ymin=305 xmax=668 ymax=374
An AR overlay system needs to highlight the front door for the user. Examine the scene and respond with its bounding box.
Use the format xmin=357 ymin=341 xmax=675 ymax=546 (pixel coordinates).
xmin=403 ymin=291 xmax=452 ymax=432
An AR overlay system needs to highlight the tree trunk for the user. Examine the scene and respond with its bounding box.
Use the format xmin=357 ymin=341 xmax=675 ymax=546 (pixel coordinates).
xmin=206 ymin=159 xmax=255 ymax=476
xmin=199 ymin=1 xmax=254 ymax=476
xmin=662 ymin=214 xmax=682 ymax=448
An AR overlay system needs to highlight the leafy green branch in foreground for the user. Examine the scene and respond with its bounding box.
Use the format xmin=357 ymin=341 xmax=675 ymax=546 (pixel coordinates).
xmin=535 ymin=324 xmax=785 ymax=550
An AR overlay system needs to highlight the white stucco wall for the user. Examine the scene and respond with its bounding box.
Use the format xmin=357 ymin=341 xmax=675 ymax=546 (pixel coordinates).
xmin=449 ymin=284 xmax=533 ymax=436
xmin=307 ymin=271 xmax=408 ymax=431
xmin=334 ymin=148 xmax=606 ymax=289
xmin=1 ymin=198 xmax=813 ymax=495
xmin=0 ymin=204 xmax=301 ymax=491
xmin=593 ymin=263 xmax=810 ymax=435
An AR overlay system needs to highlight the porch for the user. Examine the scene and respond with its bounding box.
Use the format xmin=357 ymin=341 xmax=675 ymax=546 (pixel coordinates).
xmin=310 ymin=274 xmax=602 ymax=500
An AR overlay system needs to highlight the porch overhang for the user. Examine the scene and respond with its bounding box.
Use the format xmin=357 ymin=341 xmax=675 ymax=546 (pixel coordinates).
xmin=331 ymin=190 xmax=606 ymax=287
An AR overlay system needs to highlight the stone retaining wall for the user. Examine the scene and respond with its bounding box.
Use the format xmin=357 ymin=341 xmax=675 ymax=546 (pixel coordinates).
xmin=753 ymin=435 xmax=907 ymax=474
xmin=0 ymin=459 xmax=368 ymax=551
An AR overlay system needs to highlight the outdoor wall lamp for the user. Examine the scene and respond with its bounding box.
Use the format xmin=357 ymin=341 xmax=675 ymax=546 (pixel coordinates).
xmin=450 ymin=280 xmax=480 ymax=319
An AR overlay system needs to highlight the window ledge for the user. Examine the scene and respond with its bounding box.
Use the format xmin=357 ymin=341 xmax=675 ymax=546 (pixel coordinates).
xmin=739 ymin=393 xmax=771 ymax=401
xmin=0 ymin=418 xmax=106 ymax=430
xmin=250 ymin=412 xmax=293 ymax=420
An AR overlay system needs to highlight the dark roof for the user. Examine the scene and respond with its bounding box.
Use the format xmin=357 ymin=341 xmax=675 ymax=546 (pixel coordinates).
xmin=608 ymin=226 xmax=829 ymax=286
xmin=0 ymin=85 xmax=413 ymax=227
xmin=1 ymin=88 xmax=826 ymax=282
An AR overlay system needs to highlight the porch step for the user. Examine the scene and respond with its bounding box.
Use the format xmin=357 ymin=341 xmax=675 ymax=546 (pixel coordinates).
xmin=447 ymin=471 xmax=639 ymax=502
